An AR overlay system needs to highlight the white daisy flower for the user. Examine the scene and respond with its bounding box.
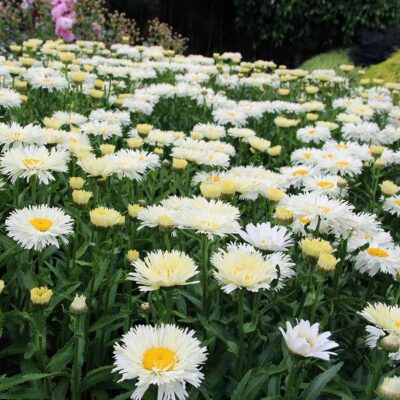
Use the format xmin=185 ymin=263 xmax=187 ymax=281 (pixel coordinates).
xmin=211 ymin=244 xmax=277 ymax=293
xmin=175 ymin=197 xmax=241 ymax=238
xmin=52 ymin=111 xmax=88 ymax=126
xmin=128 ymin=250 xmax=198 ymax=291
xmin=239 ymin=222 xmax=294 ymax=252
xmin=0 ymin=122 xmax=46 ymax=149
xmin=0 ymin=145 xmax=69 ymax=184
xmin=296 ymin=125 xmax=331 ymax=144
xmin=5 ymin=205 xmax=73 ymax=251
xmin=89 ymin=109 xmax=130 ymax=126
xmin=303 ymin=174 xmax=347 ymax=198
xmin=81 ymin=121 xmax=122 ymax=139
xmin=279 ymin=320 xmax=338 ymax=361
xmin=113 ymin=324 xmax=207 ymax=400
xmin=352 ymin=243 xmax=400 ymax=277
xmin=0 ymin=87 xmax=22 ymax=109
xmin=383 ymin=195 xmax=400 ymax=217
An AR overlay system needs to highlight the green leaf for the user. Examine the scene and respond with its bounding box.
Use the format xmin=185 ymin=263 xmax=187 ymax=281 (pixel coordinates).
xmin=300 ymin=362 xmax=343 ymax=400
xmin=0 ymin=372 xmax=63 ymax=392
xmin=48 ymin=339 xmax=74 ymax=372
xmin=232 ymin=365 xmax=287 ymax=400
xmin=81 ymin=365 xmax=114 ymax=391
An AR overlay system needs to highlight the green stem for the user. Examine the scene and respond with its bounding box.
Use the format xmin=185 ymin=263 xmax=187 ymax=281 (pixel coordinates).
xmin=285 ymin=357 xmax=301 ymax=400
xmin=366 ymin=350 xmax=388 ymax=400
xmin=163 ymin=230 xmax=171 ymax=251
xmin=164 ymin=289 xmax=174 ymax=323
xmin=237 ymin=289 xmax=245 ymax=380
xmin=310 ymin=276 xmax=323 ymax=323
xmin=71 ymin=314 xmax=85 ymax=400
xmin=31 ymin=175 xmax=37 ymax=204
xmin=200 ymin=235 xmax=209 ymax=315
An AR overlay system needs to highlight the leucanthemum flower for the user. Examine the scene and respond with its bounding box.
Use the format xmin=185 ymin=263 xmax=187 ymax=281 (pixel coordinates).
xmin=282 ymin=192 xmax=355 ymax=237
xmin=359 ymin=303 xmax=400 ymax=338
xmin=352 ymin=243 xmax=400 ymax=277
xmin=279 ymin=319 xmax=338 ymax=360
xmin=211 ymin=244 xmax=277 ymax=293
xmin=89 ymin=207 xmax=123 ymax=228
xmin=0 ymin=87 xmax=22 ymax=108
xmin=302 ymin=174 xmax=347 ymax=198
xmin=296 ymin=125 xmax=331 ymax=144
xmin=81 ymin=121 xmax=122 ymax=139
xmin=239 ymin=222 xmax=294 ymax=252
xmin=113 ymin=324 xmax=207 ymax=400
xmin=5 ymin=205 xmax=73 ymax=251
xmin=383 ymin=195 xmax=400 ymax=216
xmin=0 ymin=122 xmax=46 ymax=149
xmin=128 ymin=250 xmax=198 ymax=291
xmin=0 ymin=145 xmax=69 ymax=184
xmin=137 ymin=205 xmax=178 ymax=230
xmin=175 ymin=197 xmax=241 ymax=238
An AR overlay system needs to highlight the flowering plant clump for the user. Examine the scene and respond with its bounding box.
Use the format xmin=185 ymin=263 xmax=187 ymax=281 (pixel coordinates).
xmin=0 ymin=0 xmax=187 ymax=52
xmin=0 ymin=37 xmax=400 ymax=400
xmin=51 ymin=0 xmax=76 ymax=42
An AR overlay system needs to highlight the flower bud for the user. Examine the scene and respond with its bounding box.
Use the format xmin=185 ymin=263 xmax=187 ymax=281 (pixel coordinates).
xmin=127 ymin=249 xmax=140 ymax=263
xmin=200 ymin=183 xmax=222 ymax=199
xmin=70 ymin=294 xmax=88 ymax=314
xmin=70 ymin=177 xmax=85 ymax=189
xmin=381 ymin=181 xmax=400 ymax=197
xmin=128 ymin=204 xmax=143 ymax=219
xmin=31 ymin=287 xmax=53 ymax=305
xmin=172 ymin=158 xmax=188 ymax=170
xmin=72 ymin=189 xmax=92 ymax=206
xmin=380 ymin=334 xmax=400 ymax=353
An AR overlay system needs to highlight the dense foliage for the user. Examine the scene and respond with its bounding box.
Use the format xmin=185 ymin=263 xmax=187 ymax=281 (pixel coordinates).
xmin=234 ymin=0 xmax=400 ymax=54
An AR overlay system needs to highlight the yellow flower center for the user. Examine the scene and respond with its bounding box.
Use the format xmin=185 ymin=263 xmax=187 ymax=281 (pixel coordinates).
xmin=396 ymin=321 xmax=400 ymax=328
xmin=308 ymin=129 xmax=316 ymax=135
xmin=317 ymin=181 xmax=334 ymax=189
xmin=30 ymin=218 xmax=53 ymax=232
xmin=213 ymin=176 xmax=221 ymax=182
xmin=336 ymin=161 xmax=350 ymax=167
xmin=336 ymin=144 xmax=349 ymax=149
xmin=299 ymin=217 xmax=311 ymax=224
xmin=292 ymin=169 xmax=308 ymax=176
xmin=143 ymin=347 xmax=176 ymax=371
xmin=159 ymin=215 xmax=173 ymax=227
xmin=303 ymin=152 xmax=312 ymax=159
xmin=395 ymin=200 xmax=400 ymax=207
xmin=12 ymin=131 xmax=22 ymax=139
xmin=23 ymin=158 xmax=43 ymax=167
xmin=367 ymin=248 xmax=389 ymax=258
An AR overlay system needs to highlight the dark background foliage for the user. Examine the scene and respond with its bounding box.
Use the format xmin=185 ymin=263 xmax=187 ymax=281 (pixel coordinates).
xmin=107 ymin=0 xmax=400 ymax=66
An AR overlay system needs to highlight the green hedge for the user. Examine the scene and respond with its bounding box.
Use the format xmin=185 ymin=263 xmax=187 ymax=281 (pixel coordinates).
xmin=234 ymin=0 xmax=400 ymax=51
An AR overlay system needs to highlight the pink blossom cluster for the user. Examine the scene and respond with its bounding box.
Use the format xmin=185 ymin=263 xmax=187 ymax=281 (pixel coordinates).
xmin=51 ymin=0 xmax=77 ymax=42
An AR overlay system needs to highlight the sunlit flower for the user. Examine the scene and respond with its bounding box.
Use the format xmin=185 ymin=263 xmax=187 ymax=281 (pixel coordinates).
xmin=0 ymin=145 xmax=69 ymax=184
xmin=128 ymin=250 xmax=198 ymax=291
xmin=113 ymin=324 xmax=207 ymax=400
xmin=6 ymin=205 xmax=73 ymax=251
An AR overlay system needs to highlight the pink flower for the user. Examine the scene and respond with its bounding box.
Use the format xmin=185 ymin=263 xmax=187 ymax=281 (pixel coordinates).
xmin=51 ymin=3 xmax=68 ymax=20
xmin=56 ymin=15 xmax=75 ymax=31
xmin=51 ymin=0 xmax=76 ymax=41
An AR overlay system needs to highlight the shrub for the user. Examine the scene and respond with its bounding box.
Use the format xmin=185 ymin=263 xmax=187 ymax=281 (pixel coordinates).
xmin=234 ymin=0 xmax=400 ymax=53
